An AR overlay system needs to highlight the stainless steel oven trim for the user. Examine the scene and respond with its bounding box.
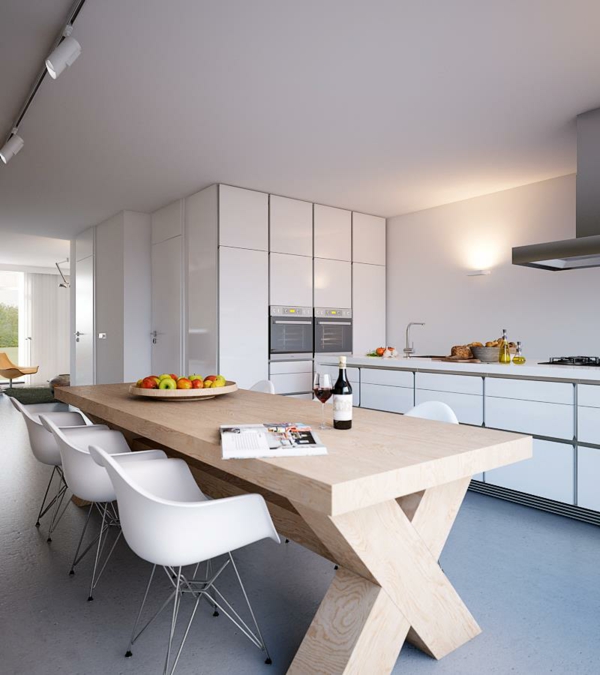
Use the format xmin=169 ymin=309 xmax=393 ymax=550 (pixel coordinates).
xmin=273 ymin=320 xmax=313 ymax=325
xmin=317 ymin=321 xmax=352 ymax=326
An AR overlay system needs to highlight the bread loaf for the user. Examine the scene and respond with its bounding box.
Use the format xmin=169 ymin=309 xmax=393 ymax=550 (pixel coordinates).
xmin=450 ymin=345 xmax=473 ymax=359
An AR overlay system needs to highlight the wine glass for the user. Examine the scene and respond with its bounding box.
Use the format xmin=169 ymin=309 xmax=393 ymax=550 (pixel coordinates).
xmin=313 ymin=372 xmax=332 ymax=430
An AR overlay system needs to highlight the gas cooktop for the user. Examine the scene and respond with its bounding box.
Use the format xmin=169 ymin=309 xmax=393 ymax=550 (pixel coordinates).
xmin=539 ymin=356 xmax=600 ymax=367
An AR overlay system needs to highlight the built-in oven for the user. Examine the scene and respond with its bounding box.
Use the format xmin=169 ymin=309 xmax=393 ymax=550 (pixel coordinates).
xmin=314 ymin=307 xmax=353 ymax=355
xmin=269 ymin=306 xmax=314 ymax=360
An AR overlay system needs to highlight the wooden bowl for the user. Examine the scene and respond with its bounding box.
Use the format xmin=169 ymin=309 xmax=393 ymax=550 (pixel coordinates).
xmin=129 ymin=381 xmax=238 ymax=401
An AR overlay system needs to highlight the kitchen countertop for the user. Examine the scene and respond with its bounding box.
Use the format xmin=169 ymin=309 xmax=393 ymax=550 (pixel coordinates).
xmin=316 ymin=355 xmax=600 ymax=384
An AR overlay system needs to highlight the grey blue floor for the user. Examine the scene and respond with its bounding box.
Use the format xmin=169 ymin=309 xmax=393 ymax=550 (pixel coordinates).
xmin=1 ymin=394 xmax=599 ymax=675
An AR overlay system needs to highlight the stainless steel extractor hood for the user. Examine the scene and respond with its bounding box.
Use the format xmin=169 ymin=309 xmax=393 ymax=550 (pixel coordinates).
xmin=512 ymin=108 xmax=600 ymax=270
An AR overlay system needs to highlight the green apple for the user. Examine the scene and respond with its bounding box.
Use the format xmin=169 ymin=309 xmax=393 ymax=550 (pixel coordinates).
xmin=158 ymin=378 xmax=177 ymax=390
xmin=158 ymin=373 xmax=172 ymax=381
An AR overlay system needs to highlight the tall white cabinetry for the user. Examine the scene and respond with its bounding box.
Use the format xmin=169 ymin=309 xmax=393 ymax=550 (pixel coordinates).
xmin=352 ymin=212 xmax=386 ymax=355
xmin=186 ymin=185 xmax=269 ymax=388
xmin=313 ymin=206 xmax=352 ymax=311
xmin=151 ymin=200 xmax=184 ymax=376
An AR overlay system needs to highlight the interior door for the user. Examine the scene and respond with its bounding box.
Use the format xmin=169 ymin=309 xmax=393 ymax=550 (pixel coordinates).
xmin=151 ymin=236 xmax=182 ymax=375
xmin=75 ymin=255 xmax=94 ymax=385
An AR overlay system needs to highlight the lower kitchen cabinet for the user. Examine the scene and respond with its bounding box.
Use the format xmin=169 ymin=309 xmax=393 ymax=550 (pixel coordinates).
xmin=415 ymin=389 xmax=483 ymax=426
xmin=485 ymin=396 xmax=573 ymax=440
xmin=485 ymin=439 xmax=575 ymax=504
xmin=361 ymin=383 xmax=413 ymax=414
xmin=269 ymin=360 xmax=313 ymax=396
xmin=577 ymin=445 xmax=600 ymax=510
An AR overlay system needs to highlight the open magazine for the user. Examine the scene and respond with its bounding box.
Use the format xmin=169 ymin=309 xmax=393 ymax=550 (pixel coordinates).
xmin=221 ymin=423 xmax=327 ymax=459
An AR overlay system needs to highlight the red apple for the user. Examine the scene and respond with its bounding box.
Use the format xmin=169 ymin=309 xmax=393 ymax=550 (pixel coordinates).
xmin=204 ymin=375 xmax=218 ymax=382
xmin=191 ymin=379 xmax=204 ymax=389
xmin=170 ymin=374 xmax=179 ymax=382
xmin=141 ymin=377 xmax=158 ymax=389
xmin=177 ymin=378 xmax=192 ymax=390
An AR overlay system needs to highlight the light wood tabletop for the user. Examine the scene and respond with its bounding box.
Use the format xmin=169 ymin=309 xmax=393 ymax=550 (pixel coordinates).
xmin=55 ymin=383 xmax=532 ymax=674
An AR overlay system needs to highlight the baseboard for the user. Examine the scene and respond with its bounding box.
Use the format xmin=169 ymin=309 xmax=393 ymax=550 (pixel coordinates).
xmin=468 ymin=480 xmax=600 ymax=526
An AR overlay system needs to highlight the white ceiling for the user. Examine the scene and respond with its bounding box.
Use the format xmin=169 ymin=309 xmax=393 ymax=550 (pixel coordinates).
xmin=1 ymin=0 xmax=599 ymax=240
xmin=0 ymin=231 xmax=69 ymax=270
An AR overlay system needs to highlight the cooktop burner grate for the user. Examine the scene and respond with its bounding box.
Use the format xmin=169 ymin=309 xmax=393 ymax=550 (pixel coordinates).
xmin=541 ymin=356 xmax=600 ymax=366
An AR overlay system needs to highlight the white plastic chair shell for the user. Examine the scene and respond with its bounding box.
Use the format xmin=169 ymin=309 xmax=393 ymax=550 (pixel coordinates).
xmin=39 ymin=417 xmax=132 ymax=503
xmin=250 ymin=380 xmax=275 ymax=394
xmin=404 ymin=401 xmax=459 ymax=424
xmin=89 ymin=445 xmax=280 ymax=568
xmin=10 ymin=398 xmax=91 ymax=466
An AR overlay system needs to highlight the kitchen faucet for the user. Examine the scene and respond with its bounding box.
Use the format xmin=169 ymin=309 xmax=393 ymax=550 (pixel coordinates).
xmin=404 ymin=322 xmax=425 ymax=358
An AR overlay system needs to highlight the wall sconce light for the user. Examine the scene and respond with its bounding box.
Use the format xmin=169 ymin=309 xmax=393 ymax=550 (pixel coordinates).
xmin=467 ymin=269 xmax=491 ymax=277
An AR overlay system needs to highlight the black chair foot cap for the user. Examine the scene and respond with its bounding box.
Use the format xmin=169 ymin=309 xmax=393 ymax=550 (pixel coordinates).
xmin=69 ymin=570 xmax=75 ymax=576
xmin=334 ymin=565 xmax=339 ymax=570
xmin=125 ymin=651 xmax=132 ymax=658
xmin=265 ymin=658 xmax=272 ymax=665
xmin=87 ymin=596 xmax=93 ymax=602
xmin=35 ymin=522 xmax=40 ymax=528
xmin=285 ymin=539 xmax=289 ymax=544
xmin=213 ymin=610 xmax=219 ymax=617
xmin=47 ymin=538 xmax=52 ymax=543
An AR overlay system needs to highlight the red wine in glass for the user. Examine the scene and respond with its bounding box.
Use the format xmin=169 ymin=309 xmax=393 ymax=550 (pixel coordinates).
xmin=313 ymin=387 xmax=332 ymax=404
xmin=313 ymin=373 xmax=332 ymax=429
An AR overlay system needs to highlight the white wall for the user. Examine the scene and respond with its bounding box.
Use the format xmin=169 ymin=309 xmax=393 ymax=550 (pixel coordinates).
xmin=387 ymin=174 xmax=600 ymax=358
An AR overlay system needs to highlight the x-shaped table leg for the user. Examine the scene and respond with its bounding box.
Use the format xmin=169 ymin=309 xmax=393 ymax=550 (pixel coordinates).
xmin=288 ymin=477 xmax=479 ymax=674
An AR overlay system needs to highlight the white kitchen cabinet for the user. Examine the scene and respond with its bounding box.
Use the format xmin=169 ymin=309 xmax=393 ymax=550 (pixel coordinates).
xmin=578 ymin=384 xmax=600 ymax=408
xmin=485 ymin=377 xmax=573 ymax=405
xmin=219 ymin=185 xmax=268 ymax=251
xmin=485 ymin=396 xmax=573 ymax=440
xmin=361 ymin=383 xmax=413 ymax=414
xmin=416 ymin=373 xmax=482 ymax=396
xmin=151 ymin=236 xmax=183 ymax=376
xmin=219 ymin=246 xmax=268 ymax=388
xmin=361 ymin=368 xmax=413 ymax=388
xmin=314 ymin=205 xmax=351 ymax=261
xmin=486 ymin=439 xmax=575 ymax=504
xmin=269 ymin=360 xmax=313 ymax=395
xmin=352 ymin=263 xmax=385 ymax=357
xmin=270 ymin=253 xmax=313 ymax=307
xmin=415 ymin=389 xmax=483 ymax=426
xmin=314 ymin=258 xmax=351 ymax=308
xmin=577 ymin=445 xmax=600 ymax=510
xmin=270 ymin=196 xmax=312 ymax=257
xmin=577 ymin=406 xmax=600 ymax=445
xmin=352 ymin=213 xmax=386 ymax=265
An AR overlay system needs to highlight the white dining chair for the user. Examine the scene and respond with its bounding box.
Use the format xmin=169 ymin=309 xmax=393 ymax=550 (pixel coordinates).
xmin=40 ymin=415 xmax=166 ymax=601
xmin=250 ymin=380 xmax=275 ymax=394
xmin=405 ymin=400 xmax=459 ymax=424
xmin=9 ymin=397 xmax=92 ymax=540
xmin=89 ymin=444 xmax=280 ymax=675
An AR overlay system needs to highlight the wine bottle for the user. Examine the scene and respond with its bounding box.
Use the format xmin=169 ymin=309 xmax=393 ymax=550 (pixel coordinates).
xmin=499 ymin=328 xmax=511 ymax=364
xmin=333 ymin=355 xmax=353 ymax=430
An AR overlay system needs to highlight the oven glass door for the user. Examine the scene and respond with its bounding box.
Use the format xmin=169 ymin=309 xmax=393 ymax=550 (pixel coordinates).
xmin=270 ymin=317 xmax=314 ymax=355
xmin=315 ymin=319 xmax=353 ymax=353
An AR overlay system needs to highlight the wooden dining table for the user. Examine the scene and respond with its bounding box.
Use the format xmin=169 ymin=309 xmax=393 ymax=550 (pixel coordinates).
xmin=55 ymin=383 xmax=532 ymax=674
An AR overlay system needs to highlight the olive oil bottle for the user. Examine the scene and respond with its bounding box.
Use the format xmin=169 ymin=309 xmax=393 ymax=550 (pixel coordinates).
xmin=499 ymin=329 xmax=511 ymax=364
xmin=512 ymin=341 xmax=526 ymax=364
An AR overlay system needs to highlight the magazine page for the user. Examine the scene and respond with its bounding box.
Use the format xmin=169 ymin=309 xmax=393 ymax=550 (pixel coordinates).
xmin=221 ymin=423 xmax=327 ymax=459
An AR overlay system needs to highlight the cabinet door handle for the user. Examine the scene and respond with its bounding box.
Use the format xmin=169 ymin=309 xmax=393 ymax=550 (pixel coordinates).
xmin=318 ymin=321 xmax=352 ymax=326
xmin=273 ymin=320 xmax=313 ymax=325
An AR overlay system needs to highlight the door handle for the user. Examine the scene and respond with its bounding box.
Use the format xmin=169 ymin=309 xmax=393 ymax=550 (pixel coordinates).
xmin=75 ymin=331 xmax=84 ymax=342
xmin=151 ymin=330 xmax=158 ymax=344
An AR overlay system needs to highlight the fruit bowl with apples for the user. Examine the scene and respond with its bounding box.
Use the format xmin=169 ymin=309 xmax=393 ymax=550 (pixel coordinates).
xmin=130 ymin=373 xmax=237 ymax=401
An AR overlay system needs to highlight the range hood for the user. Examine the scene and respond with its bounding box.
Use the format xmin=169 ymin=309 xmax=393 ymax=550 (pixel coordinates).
xmin=512 ymin=108 xmax=600 ymax=270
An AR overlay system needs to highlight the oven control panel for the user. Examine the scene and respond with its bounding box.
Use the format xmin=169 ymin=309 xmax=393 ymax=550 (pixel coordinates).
xmin=314 ymin=307 xmax=352 ymax=318
xmin=270 ymin=305 xmax=313 ymax=317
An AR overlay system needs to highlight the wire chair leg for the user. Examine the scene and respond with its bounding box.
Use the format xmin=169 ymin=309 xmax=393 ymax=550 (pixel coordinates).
xmin=125 ymin=565 xmax=156 ymax=657
xmin=164 ymin=567 xmax=182 ymax=675
xmin=206 ymin=559 xmax=219 ymax=617
xmin=46 ymin=478 xmax=68 ymax=543
xmin=69 ymin=502 xmax=94 ymax=575
xmin=35 ymin=466 xmax=57 ymax=527
xmin=87 ymin=504 xmax=108 ymax=601
xmin=229 ymin=553 xmax=273 ymax=665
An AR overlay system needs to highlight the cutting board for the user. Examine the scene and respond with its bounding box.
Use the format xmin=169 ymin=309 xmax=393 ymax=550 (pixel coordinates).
xmin=432 ymin=357 xmax=482 ymax=364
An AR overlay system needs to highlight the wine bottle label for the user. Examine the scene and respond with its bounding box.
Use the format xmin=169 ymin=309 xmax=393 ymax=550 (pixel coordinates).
xmin=333 ymin=394 xmax=353 ymax=421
